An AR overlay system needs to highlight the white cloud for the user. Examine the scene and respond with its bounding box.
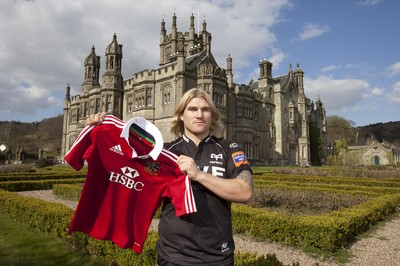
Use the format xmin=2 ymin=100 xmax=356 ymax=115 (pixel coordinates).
xmin=387 ymin=62 xmax=400 ymax=77
xmin=357 ymin=0 xmax=382 ymax=7
xmin=0 ymin=83 xmax=62 ymax=116
xmin=320 ymin=65 xmax=338 ymax=73
xmin=299 ymin=23 xmax=330 ymax=41
xmin=269 ymin=48 xmax=287 ymax=69
xmin=370 ymin=87 xmax=383 ymax=96
xmin=304 ymin=76 xmax=370 ymax=111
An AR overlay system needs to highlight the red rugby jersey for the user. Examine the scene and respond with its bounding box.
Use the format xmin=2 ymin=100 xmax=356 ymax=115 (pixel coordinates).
xmin=64 ymin=115 xmax=196 ymax=254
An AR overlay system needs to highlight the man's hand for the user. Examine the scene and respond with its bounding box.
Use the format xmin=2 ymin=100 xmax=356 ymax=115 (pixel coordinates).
xmin=177 ymin=155 xmax=202 ymax=181
xmin=86 ymin=112 xmax=107 ymax=126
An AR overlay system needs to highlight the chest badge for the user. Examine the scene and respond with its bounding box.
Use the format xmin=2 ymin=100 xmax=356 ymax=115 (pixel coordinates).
xmin=144 ymin=161 xmax=161 ymax=176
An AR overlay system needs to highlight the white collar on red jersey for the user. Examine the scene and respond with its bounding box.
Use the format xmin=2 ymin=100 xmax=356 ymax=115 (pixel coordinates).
xmin=120 ymin=117 xmax=164 ymax=160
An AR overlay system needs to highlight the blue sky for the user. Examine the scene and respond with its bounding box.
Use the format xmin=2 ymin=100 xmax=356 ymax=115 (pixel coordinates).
xmin=0 ymin=0 xmax=399 ymax=126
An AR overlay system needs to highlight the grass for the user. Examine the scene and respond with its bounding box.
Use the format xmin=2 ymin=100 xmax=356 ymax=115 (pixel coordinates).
xmin=0 ymin=213 xmax=111 ymax=266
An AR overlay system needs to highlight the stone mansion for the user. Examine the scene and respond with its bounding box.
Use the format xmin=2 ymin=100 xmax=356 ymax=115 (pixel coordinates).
xmin=61 ymin=14 xmax=327 ymax=166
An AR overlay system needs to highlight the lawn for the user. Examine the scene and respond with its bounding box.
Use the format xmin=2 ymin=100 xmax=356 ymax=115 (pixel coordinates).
xmin=0 ymin=212 xmax=111 ymax=266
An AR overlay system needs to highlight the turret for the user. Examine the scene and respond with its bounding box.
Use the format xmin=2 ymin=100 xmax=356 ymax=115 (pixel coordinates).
xmin=171 ymin=13 xmax=177 ymax=54
xmin=259 ymin=59 xmax=273 ymax=79
xmin=227 ymin=54 xmax=233 ymax=89
xmin=101 ymin=34 xmax=124 ymax=118
xmin=202 ymin=19 xmax=212 ymax=53
xmin=103 ymin=33 xmax=123 ymax=77
xmin=159 ymin=19 xmax=166 ymax=65
xmin=61 ymin=84 xmax=71 ymax=161
xmin=189 ymin=13 xmax=195 ymax=40
xmin=82 ymin=46 xmax=100 ymax=90
xmin=294 ymin=63 xmax=304 ymax=95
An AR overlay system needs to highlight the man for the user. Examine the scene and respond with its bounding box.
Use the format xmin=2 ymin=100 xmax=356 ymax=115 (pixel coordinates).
xmin=87 ymin=88 xmax=253 ymax=265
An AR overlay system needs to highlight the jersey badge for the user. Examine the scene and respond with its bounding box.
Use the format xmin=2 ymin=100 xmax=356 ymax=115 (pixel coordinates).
xmin=144 ymin=161 xmax=161 ymax=176
xmin=232 ymin=151 xmax=249 ymax=167
xmin=229 ymin=143 xmax=238 ymax=149
xmin=109 ymin=144 xmax=124 ymax=155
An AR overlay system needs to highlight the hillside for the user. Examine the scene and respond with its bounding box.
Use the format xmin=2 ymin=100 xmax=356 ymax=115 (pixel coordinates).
xmin=355 ymin=121 xmax=400 ymax=146
xmin=0 ymin=116 xmax=63 ymax=157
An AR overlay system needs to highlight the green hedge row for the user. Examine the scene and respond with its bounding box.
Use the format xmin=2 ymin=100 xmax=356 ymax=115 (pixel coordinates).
xmin=0 ymin=189 xmax=287 ymax=265
xmin=0 ymin=173 xmax=85 ymax=182
xmin=53 ymin=183 xmax=400 ymax=252
xmin=255 ymin=179 xmax=400 ymax=194
xmin=0 ymin=178 xmax=85 ymax=191
xmin=3 ymin=168 xmax=400 ymax=259
xmin=53 ymin=183 xmax=83 ymax=201
xmin=254 ymin=173 xmax=400 ymax=187
xmin=254 ymin=182 xmax=381 ymax=197
xmin=232 ymin=193 xmax=400 ymax=251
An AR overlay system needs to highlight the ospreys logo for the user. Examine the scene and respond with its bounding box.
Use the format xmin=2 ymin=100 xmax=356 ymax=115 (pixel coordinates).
xmin=210 ymin=153 xmax=223 ymax=165
xmin=109 ymin=166 xmax=144 ymax=191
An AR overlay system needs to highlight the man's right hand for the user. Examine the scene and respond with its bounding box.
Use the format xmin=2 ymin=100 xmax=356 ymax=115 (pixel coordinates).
xmin=86 ymin=112 xmax=107 ymax=126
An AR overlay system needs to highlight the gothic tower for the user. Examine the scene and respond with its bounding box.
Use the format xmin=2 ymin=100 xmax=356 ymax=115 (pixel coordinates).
xmin=101 ymin=33 xmax=123 ymax=118
xmin=82 ymin=46 xmax=101 ymax=93
xmin=294 ymin=63 xmax=310 ymax=166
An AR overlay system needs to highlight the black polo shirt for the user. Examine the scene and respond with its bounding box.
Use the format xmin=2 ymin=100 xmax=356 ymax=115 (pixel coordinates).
xmin=156 ymin=134 xmax=252 ymax=266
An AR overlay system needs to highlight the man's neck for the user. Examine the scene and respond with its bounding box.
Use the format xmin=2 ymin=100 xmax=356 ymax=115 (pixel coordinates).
xmin=184 ymin=131 xmax=210 ymax=146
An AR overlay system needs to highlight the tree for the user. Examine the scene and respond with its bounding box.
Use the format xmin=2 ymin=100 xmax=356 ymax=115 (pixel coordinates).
xmin=326 ymin=115 xmax=356 ymax=146
xmin=37 ymin=115 xmax=63 ymax=154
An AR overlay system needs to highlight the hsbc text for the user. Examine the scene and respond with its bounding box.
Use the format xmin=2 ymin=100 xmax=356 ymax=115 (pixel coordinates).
xmin=109 ymin=172 xmax=144 ymax=191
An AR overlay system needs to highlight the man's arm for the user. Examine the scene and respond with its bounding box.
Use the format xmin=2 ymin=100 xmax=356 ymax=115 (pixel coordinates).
xmin=177 ymin=155 xmax=253 ymax=203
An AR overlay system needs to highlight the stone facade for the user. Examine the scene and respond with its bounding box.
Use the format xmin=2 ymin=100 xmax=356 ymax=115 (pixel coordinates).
xmin=62 ymin=14 xmax=327 ymax=166
xmin=344 ymin=140 xmax=400 ymax=166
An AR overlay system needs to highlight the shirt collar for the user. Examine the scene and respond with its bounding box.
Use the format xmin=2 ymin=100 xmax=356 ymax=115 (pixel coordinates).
xmin=120 ymin=117 xmax=164 ymax=160
xmin=182 ymin=134 xmax=213 ymax=144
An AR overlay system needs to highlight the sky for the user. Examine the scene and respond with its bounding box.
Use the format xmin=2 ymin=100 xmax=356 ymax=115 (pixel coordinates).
xmin=0 ymin=0 xmax=399 ymax=127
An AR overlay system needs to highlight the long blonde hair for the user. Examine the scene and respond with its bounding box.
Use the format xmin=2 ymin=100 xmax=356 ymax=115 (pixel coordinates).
xmin=171 ymin=88 xmax=223 ymax=137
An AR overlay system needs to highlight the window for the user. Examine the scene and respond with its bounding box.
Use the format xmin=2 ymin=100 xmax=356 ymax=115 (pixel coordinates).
xmin=70 ymin=109 xmax=76 ymax=123
xmin=211 ymin=87 xmax=225 ymax=106
xmin=106 ymin=96 xmax=112 ymax=112
xmin=134 ymin=89 xmax=146 ymax=109
xmin=162 ymin=86 xmax=171 ymax=105
xmin=237 ymin=101 xmax=243 ymax=115
xmin=95 ymin=98 xmax=101 ymax=113
xmin=204 ymin=83 xmax=210 ymax=93
xmin=127 ymin=95 xmax=133 ymax=112
xmin=146 ymin=88 xmax=153 ymax=106
xmin=114 ymin=96 xmax=119 ymax=113
xmin=84 ymin=102 xmax=89 ymax=117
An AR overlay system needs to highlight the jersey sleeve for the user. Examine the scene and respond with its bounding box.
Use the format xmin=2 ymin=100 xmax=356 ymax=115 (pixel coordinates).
xmin=224 ymin=141 xmax=252 ymax=179
xmin=64 ymin=125 xmax=95 ymax=170
xmin=167 ymin=168 xmax=197 ymax=216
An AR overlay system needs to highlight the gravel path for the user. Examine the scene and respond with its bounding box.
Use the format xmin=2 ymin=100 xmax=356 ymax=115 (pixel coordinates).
xmin=17 ymin=190 xmax=400 ymax=266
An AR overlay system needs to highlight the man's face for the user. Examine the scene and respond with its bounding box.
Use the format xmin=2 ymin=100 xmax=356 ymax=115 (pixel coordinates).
xmin=180 ymin=97 xmax=212 ymax=140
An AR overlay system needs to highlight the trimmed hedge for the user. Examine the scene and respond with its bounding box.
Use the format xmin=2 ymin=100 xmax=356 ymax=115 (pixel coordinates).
xmin=53 ymin=183 xmax=83 ymax=201
xmin=0 ymin=172 xmax=85 ymax=182
xmin=232 ymin=193 xmax=400 ymax=251
xmin=0 ymin=190 xmax=285 ymax=265
xmin=2 ymin=166 xmax=400 ymax=261
xmin=0 ymin=178 xmax=85 ymax=191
